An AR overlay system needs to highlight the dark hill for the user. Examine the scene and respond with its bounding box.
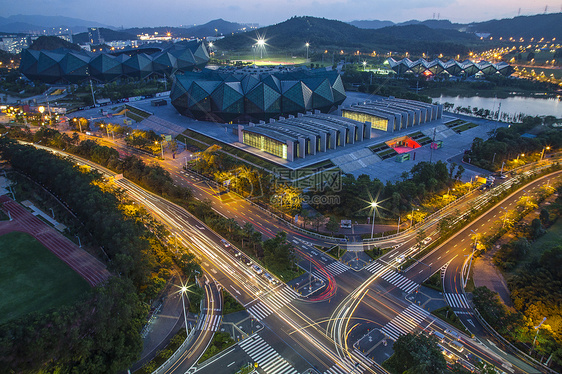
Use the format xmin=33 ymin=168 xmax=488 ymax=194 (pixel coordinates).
xmin=29 ymin=36 xmax=81 ymax=51
xmin=72 ymin=28 xmax=136 ymax=44
xmin=348 ymin=20 xmax=394 ymax=30
xmin=123 ymin=19 xmax=247 ymax=39
xmin=467 ymin=13 xmax=562 ymax=39
xmin=215 ymin=16 xmax=478 ymax=55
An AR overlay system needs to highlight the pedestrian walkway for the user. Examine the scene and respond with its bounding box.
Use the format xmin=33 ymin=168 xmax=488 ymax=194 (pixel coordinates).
xmin=364 ymin=262 xmax=419 ymax=294
xmin=196 ymin=313 xmax=222 ymax=332
xmin=379 ymin=304 xmax=431 ymax=341
xmin=247 ymin=286 xmax=297 ymax=321
xmin=311 ymin=261 xmax=350 ymax=281
xmin=323 ymin=349 xmax=372 ymax=374
xmin=239 ymin=334 xmax=298 ymax=374
xmin=444 ymin=293 xmax=470 ymax=310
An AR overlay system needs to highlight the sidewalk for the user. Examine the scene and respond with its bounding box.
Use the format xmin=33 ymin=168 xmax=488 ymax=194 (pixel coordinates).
xmin=130 ymin=276 xmax=185 ymax=372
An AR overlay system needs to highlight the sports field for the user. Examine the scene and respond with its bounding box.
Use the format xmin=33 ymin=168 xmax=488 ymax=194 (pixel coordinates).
xmin=0 ymin=231 xmax=91 ymax=325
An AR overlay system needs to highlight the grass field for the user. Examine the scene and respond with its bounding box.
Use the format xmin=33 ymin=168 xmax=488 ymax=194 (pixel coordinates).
xmin=0 ymin=231 xmax=91 ymax=325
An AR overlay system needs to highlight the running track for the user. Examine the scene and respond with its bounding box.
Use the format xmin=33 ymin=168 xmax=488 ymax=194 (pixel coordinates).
xmin=0 ymin=195 xmax=111 ymax=287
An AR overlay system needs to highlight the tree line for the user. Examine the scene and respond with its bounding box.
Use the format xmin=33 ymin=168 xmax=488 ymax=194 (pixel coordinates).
xmin=0 ymin=138 xmax=200 ymax=373
xmin=465 ymin=115 xmax=562 ymax=171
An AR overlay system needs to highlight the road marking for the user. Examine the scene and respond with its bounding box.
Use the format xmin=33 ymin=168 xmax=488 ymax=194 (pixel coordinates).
xmin=419 ymin=270 xmax=424 ymax=274
xmin=227 ymin=361 xmax=235 ymax=367
xmin=210 ymin=268 xmax=217 ymax=274
xmin=437 ymin=256 xmax=441 ymax=260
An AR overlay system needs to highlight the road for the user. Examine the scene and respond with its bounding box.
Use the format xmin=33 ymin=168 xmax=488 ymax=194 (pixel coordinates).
xmin=26 ymin=140 xmax=560 ymax=374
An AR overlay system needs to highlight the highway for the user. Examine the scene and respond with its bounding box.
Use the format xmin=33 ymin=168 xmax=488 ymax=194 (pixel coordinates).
xmin=25 ymin=140 xmax=560 ymax=374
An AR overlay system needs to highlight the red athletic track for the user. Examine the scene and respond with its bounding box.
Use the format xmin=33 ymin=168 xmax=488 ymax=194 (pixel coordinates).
xmin=0 ymin=195 xmax=111 ymax=287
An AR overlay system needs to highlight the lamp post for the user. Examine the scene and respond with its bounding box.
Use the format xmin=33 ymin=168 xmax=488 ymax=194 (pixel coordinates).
xmin=540 ymin=146 xmax=550 ymax=161
xmin=305 ymin=42 xmax=309 ymax=61
xmin=370 ymin=202 xmax=378 ymax=239
xmin=530 ymin=317 xmax=547 ymax=354
xmin=179 ymin=285 xmax=190 ymax=335
xmin=465 ymin=229 xmax=478 ymax=287
xmin=500 ymin=206 xmax=509 ymax=228
xmin=38 ymin=106 xmax=45 ymax=125
xmin=362 ymin=61 xmax=367 ymax=71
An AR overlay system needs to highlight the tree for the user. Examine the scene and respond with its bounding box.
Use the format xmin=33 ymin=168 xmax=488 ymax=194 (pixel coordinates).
xmin=455 ymin=165 xmax=465 ymax=181
xmin=438 ymin=216 xmax=452 ymax=235
xmin=311 ymin=213 xmax=324 ymax=232
xmin=539 ymin=208 xmax=550 ymax=225
xmin=325 ymin=215 xmax=339 ymax=236
xmin=385 ymin=333 xmax=447 ymax=374
xmin=416 ymin=228 xmax=426 ymax=249
xmin=262 ymin=231 xmax=295 ymax=271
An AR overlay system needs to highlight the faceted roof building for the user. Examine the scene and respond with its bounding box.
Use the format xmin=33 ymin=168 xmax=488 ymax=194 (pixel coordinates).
xmin=385 ymin=58 xmax=514 ymax=77
xmin=19 ymin=40 xmax=209 ymax=83
xmin=170 ymin=68 xmax=346 ymax=124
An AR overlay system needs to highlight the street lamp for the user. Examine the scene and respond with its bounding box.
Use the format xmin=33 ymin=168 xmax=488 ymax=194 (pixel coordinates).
xmin=362 ymin=61 xmax=367 ymax=71
xmin=370 ymin=202 xmax=378 ymax=239
xmin=540 ymin=146 xmax=550 ymax=161
xmin=256 ymin=38 xmax=265 ymax=59
xmin=38 ymin=106 xmax=45 ymax=125
xmin=530 ymin=317 xmax=547 ymax=354
xmin=305 ymin=42 xmax=310 ymax=61
xmin=179 ymin=283 xmax=191 ymax=336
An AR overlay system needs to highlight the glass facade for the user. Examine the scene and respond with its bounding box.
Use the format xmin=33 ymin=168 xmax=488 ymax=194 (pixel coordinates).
xmin=342 ymin=110 xmax=388 ymax=131
xmin=243 ymin=132 xmax=287 ymax=159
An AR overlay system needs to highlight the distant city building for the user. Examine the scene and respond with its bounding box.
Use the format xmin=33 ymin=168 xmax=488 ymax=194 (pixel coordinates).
xmin=238 ymin=113 xmax=367 ymax=161
xmin=170 ymin=68 xmax=346 ymax=124
xmin=385 ymin=58 xmax=513 ymax=77
xmin=0 ymin=35 xmax=30 ymax=54
xmin=340 ymin=97 xmax=443 ymax=132
xmin=88 ymin=27 xmax=104 ymax=45
xmin=19 ymin=40 xmax=209 ymax=83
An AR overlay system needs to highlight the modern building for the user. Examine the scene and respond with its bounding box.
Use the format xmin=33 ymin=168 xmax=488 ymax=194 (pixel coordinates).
xmin=385 ymin=58 xmax=513 ymax=77
xmin=87 ymin=27 xmax=104 ymax=45
xmin=19 ymin=40 xmax=209 ymax=83
xmin=238 ymin=112 xmax=368 ymax=161
xmin=170 ymin=68 xmax=346 ymax=124
xmin=340 ymin=97 xmax=443 ymax=132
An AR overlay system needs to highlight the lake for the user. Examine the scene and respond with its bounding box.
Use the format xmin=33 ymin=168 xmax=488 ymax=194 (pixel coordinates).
xmin=432 ymin=95 xmax=561 ymax=118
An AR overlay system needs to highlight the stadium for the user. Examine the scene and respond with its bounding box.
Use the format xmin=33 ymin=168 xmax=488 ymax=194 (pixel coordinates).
xmin=19 ymin=40 xmax=209 ymax=83
xmin=385 ymin=58 xmax=513 ymax=77
xmin=170 ymin=68 xmax=346 ymax=124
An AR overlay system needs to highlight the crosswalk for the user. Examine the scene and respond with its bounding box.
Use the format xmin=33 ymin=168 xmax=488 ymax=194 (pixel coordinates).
xmin=444 ymin=293 xmax=470 ymax=310
xmin=311 ymin=261 xmax=350 ymax=280
xmin=323 ymin=350 xmax=373 ymax=374
xmin=239 ymin=334 xmax=298 ymax=374
xmin=380 ymin=304 xmax=431 ymax=341
xmin=247 ymin=286 xmax=298 ymax=321
xmin=195 ymin=313 xmax=221 ymax=332
xmin=364 ymin=262 xmax=419 ymax=294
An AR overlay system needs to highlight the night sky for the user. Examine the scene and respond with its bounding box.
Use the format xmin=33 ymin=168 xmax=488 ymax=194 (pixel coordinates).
xmin=4 ymin=0 xmax=554 ymax=28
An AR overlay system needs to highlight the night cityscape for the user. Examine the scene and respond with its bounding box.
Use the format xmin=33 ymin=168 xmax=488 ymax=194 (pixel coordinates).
xmin=0 ymin=3 xmax=561 ymax=374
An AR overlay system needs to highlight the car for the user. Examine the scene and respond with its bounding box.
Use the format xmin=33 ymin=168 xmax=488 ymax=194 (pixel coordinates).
xmin=263 ymin=273 xmax=276 ymax=284
xmin=252 ymin=264 xmax=263 ymax=275
xmin=227 ymin=247 xmax=241 ymax=257
xmin=445 ymin=329 xmax=461 ymax=340
xmin=321 ymin=256 xmax=328 ymax=262
xmin=500 ymin=174 xmax=508 ymax=179
xmin=221 ymin=239 xmax=231 ymax=247
xmin=422 ymin=237 xmax=432 ymax=245
xmin=195 ymin=224 xmax=205 ymax=230
xmin=241 ymin=257 xmax=252 ymax=266
xmin=431 ymin=331 xmax=446 ymax=343
xmin=396 ymin=254 xmax=405 ymax=263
